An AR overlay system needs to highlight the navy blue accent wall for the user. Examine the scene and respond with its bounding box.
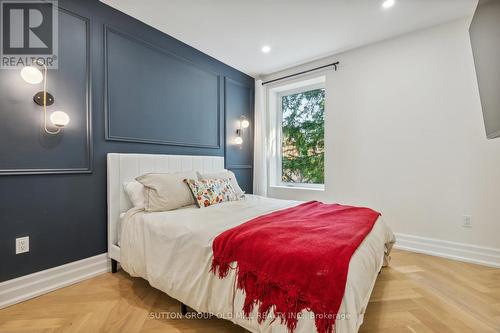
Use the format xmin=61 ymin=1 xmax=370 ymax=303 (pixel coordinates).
xmin=225 ymin=78 xmax=254 ymax=193
xmin=0 ymin=0 xmax=254 ymax=282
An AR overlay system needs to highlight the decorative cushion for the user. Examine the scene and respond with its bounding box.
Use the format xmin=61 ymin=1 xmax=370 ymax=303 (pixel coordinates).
xmin=136 ymin=171 xmax=197 ymax=212
xmin=196 ymin=170 xmax=245 ymax=198
xmin=184 ymin=178 xmax=240 ymax=208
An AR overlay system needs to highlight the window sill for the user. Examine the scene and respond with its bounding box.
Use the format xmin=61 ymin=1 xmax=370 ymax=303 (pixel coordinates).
xmin=269 ymin=185 xmax=325 ymax=192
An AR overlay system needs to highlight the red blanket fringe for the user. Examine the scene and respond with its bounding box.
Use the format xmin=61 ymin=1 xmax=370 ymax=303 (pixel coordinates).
xmin=211 ymin=201 xmax=380 ymax=333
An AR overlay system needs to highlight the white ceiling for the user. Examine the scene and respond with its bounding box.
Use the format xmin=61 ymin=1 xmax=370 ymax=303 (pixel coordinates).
xmin=101 ymin=0 xmax=477 ymax=77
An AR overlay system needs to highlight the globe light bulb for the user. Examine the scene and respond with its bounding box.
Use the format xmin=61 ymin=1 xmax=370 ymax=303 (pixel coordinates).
xmin=50 ymin=111 xmax=70 ymax=127
xmin=241 ymin=119 xmax=250 ymax=128
xmin=20 ymin=66 xmax=43 ymax=84
xmin=235 ymin=136 xmax=243 ymax=145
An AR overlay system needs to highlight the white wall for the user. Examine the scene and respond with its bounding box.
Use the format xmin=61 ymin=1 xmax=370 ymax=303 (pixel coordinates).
xmin=262 ymin=18 xmax=500 ymax=250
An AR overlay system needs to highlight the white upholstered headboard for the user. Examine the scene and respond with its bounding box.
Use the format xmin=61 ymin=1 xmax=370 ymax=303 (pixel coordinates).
xmin=107 ymin=153 xmax=225 ymax=262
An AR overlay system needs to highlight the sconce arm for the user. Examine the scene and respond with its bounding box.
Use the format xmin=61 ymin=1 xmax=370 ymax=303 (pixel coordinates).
xmin=34 ymin=60 xmax=60 ymax=135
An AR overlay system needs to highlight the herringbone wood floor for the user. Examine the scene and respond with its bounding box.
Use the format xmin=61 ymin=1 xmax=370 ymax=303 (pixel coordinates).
xmin=1 ymin=250 xmax=499 ymax=333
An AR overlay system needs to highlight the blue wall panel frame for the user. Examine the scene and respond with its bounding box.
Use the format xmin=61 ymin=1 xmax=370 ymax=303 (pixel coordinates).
xmin=224 ymin=77 xmax=254 ymax=193
xmin=0 ymin=7 xmax=92 ymax=175
xmin=104 ymin=26 xmax=223 ymax=149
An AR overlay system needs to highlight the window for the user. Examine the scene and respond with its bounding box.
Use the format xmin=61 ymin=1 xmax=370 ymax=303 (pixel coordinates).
xmin=275 ymin=80 xmax=325 ymax=188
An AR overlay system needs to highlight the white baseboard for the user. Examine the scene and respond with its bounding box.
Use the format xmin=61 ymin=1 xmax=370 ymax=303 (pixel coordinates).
xmin=0 ymin=253 xmax=110 ymax=309
xmin=394 ymin=233 xmax=500 ymax=268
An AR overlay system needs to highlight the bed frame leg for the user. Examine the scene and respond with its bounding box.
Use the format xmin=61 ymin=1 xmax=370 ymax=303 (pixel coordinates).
xmin=111 ymin=259 xmax=118 ymax=273
xmin=180 ymin=303 xmax=188 ymax=315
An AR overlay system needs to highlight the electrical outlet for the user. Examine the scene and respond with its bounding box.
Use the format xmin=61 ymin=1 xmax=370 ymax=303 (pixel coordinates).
xmin=462 ymin=215 xmax=472 ymax=228
xmin=16 ymin=236 xmax=29 ymax=254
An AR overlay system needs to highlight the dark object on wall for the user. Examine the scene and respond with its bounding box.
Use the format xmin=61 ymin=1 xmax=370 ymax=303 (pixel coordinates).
xmin=470 ymin=0 xmax=500 ymax=139
xmin=0 ymin=0 xmax=254 ymax=282
xmin=33 ymin=92 xmax=55 ymax=106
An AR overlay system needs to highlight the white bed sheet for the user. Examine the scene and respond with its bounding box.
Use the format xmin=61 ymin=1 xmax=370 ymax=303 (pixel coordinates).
xmin=120 ymin=195 xmax=395 ymax=333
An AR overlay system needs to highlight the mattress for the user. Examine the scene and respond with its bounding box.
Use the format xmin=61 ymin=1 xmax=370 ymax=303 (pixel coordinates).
xmin=119 ymin=195 xmax=395 ymax=333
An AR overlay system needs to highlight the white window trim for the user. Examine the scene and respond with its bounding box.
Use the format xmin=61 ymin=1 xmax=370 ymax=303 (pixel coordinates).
xmin=269 ymin=77 xmax=326 ymax=190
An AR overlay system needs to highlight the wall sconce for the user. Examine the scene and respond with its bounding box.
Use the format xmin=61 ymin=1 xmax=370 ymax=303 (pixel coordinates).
xmin=20 ymin=60 xmax=70 ymax=135
xmin=235 ymin=115 xmax=250 ymax=145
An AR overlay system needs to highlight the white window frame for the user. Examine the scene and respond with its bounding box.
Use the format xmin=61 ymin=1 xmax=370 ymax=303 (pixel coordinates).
xmin=271 ymin=77 xmax=326 ymax=190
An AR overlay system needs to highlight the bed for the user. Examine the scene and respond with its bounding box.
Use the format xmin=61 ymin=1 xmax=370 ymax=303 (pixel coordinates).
xmin=107 ymin=153 xmax=395 ymax=333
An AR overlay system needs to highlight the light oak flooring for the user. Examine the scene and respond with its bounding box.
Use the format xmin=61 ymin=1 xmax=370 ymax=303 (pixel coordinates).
xmin=0 ymin=249 xmax=499 ymax=333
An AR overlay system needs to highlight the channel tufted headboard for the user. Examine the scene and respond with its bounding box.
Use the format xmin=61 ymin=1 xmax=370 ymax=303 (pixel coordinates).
xmin=107 ymin=153 xmax=225 ymax=262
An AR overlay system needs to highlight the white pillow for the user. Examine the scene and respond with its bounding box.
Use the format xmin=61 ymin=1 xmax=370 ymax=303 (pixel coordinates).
xmin=197 ymin=169 xmax=245 ymax=198
xmin=136 ymin=171 xmax=197 ymax=212
xmin=123 ymin=180 xmax=145 ymax=208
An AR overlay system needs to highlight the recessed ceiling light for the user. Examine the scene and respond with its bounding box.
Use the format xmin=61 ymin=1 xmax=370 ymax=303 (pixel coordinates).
xmin=261 ymin=45 xmax=271 ymax=54
xmin=382 ymin=0 xmax=395 ymax=9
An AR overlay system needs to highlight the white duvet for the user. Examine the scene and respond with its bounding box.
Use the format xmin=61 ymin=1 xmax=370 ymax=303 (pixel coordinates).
xmin=120 ymin=195 xmax=395 ymax=333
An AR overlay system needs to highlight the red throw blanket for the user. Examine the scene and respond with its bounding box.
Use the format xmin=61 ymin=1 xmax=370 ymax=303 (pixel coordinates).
xmin=211 ymin=201 xmax=380 ymax=333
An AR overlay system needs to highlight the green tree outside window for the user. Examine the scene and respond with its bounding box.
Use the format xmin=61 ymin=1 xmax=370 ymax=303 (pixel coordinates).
xmin=281 ymin=88 xmax=325 ymax=184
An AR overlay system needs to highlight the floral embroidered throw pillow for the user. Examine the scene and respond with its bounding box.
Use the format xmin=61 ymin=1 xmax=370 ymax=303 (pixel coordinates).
xmin=184 ymin=178 xmax=239 ymax=208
